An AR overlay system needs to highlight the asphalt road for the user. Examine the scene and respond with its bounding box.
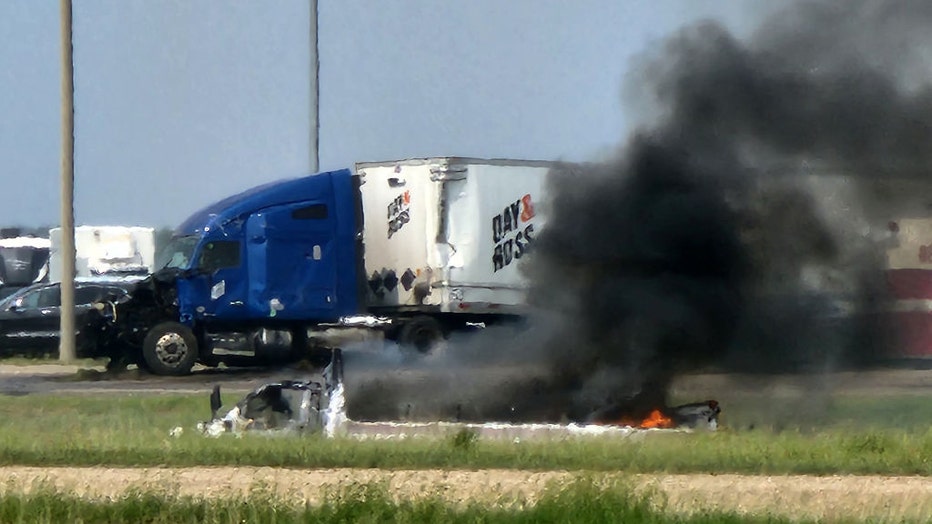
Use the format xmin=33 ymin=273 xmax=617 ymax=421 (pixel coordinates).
xmin=2 ymin=356 xmax=931 ymax=398
xmin=0 ymin=362 xmax=313 ymax=396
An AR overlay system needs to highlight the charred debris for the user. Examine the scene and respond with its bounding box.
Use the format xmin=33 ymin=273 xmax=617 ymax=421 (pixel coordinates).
xmin=197 ymin=348 xmax=345 ymax=437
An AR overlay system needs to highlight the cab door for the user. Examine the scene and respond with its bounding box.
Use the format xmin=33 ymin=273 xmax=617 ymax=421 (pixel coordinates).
xmin=246 ymin=201 xmax=337 ymax=320
xmin=179 ymin=239 xmax=248 ymax=321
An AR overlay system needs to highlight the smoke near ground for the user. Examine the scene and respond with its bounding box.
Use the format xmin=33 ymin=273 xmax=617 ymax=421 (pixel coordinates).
xmin=346 ymin=0 xmax=932 ymax=424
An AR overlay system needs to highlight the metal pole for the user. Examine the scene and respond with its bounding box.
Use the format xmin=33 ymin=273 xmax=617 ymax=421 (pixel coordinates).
xmin=310 ymin=0 xmax=319 ymax=173
xmin=59 ymin=0 xmax=76 ymax=362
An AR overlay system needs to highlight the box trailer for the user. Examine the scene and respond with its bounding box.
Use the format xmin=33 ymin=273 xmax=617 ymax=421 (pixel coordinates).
xmin=357 ymin=157 xmax=551 ymax=316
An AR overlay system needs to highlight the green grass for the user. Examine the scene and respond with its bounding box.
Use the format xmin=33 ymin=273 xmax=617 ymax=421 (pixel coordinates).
xmin=0 ymin=479 xmax=806 ymax=524
xmin=1 ymin=393 xmax=932 ymax=475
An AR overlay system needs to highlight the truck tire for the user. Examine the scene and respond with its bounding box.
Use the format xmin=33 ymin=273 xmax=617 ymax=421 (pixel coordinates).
xmin=142 ymin=322 xmax=199 ymax=376
xmin=398 ymin=316 xmax=444 ymax=354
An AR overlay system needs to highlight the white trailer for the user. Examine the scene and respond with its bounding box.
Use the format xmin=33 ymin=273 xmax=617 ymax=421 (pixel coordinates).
xmin=357 ymin=157 xmax=553 ymax=324
xmin=49 ymin=226 xmax=156 ymax=282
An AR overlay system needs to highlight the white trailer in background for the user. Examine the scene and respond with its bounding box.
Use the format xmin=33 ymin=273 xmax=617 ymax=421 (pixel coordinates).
xmin=881 ymin=217 xmax=932 ymax=359
xmin=49 ymin=226 xmax=156 ymax=282
xmin=0 ymin=235 xmax=52 ymax=299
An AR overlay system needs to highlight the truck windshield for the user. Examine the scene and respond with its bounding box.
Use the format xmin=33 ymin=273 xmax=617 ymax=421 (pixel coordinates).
xmin=157 ymin=235 xmax=199 ymax=269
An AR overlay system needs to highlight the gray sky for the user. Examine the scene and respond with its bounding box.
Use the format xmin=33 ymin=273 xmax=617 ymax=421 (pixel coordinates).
xmin=0 ymin=1 xmax=778 ymax=229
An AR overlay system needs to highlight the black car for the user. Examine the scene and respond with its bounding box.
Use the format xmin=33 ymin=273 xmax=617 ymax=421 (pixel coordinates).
xmin=0 ymin=279 xmax=138 ymax=358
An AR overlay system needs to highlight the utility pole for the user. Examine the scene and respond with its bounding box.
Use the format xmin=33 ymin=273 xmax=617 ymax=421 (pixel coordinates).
xmin=310 ymin=0 xmax=319 ymax=173
xmin=59 ymin=0 xmax=76 ymax=362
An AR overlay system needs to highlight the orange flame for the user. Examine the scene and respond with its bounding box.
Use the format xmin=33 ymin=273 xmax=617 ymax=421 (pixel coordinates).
xmin=639 ymin=409 xmax=676 ymax=429
xmin=614 ymin=409 xmax=676 ymax=429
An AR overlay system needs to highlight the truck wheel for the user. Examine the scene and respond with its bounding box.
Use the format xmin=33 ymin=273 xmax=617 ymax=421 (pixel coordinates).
xmin=142 ymin=322 xmax=198 ymax=376
xmin=398 ymin=316 xmax=444 ymax=354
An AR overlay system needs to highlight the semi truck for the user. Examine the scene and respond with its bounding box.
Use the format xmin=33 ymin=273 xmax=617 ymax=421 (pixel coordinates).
xmin=104 ymin=157 xmax=554 ymax=375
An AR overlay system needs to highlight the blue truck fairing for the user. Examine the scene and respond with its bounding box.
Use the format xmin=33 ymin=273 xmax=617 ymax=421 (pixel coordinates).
xmin=166 ymin=169 xmax=361 ymax=324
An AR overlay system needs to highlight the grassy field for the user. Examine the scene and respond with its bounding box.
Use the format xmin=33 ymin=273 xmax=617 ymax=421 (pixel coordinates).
xmin=0 ymin=392 xmax=931 ymax=475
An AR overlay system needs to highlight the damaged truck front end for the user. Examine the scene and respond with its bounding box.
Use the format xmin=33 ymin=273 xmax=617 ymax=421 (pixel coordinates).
xmin=94 ymin=268 xmax=184 ymax=371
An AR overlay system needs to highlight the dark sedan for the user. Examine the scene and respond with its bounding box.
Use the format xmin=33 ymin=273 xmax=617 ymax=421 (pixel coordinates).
xmin=0 ymin=279 xmax=137 ymax=358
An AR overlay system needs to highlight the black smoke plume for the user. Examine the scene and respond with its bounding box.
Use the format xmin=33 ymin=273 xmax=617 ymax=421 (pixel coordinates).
xmin=526 ymin=0 xmax=932 ymax=420
xmin=346 ymin=0 xmax=932 ymax=424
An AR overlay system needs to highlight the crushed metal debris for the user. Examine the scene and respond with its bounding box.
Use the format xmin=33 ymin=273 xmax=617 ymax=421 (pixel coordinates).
xmin=196 ymin=349 xmax=345 ymax=437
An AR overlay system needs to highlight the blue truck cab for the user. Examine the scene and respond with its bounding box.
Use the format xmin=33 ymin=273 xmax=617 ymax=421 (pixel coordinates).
xmin=127 ymin=169 xmax=365 ymax=375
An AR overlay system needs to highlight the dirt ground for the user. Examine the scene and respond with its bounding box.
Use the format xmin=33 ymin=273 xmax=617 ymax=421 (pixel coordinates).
xmin=0 ymin=466 xmax=930 ymax=521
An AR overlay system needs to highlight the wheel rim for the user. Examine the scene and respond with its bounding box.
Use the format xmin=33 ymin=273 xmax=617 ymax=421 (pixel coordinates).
xmin=154 ymin=332 xmax=188 ymax=367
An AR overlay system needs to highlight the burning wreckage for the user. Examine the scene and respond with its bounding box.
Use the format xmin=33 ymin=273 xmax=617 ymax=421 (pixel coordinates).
xmin=189 ymin=347 xmax=721 ymax=439
xmin=590 ymin=400 xmax=721 ymax=431
xmin=196 ymin=349 xmax=346 ymax=437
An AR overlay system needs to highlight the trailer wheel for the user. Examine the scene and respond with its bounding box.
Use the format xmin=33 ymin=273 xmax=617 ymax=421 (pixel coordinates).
xmin=142 ymin=322 xmax=198 ymax=376
xmin=398 ymin=316 xmax=444 ymax=354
